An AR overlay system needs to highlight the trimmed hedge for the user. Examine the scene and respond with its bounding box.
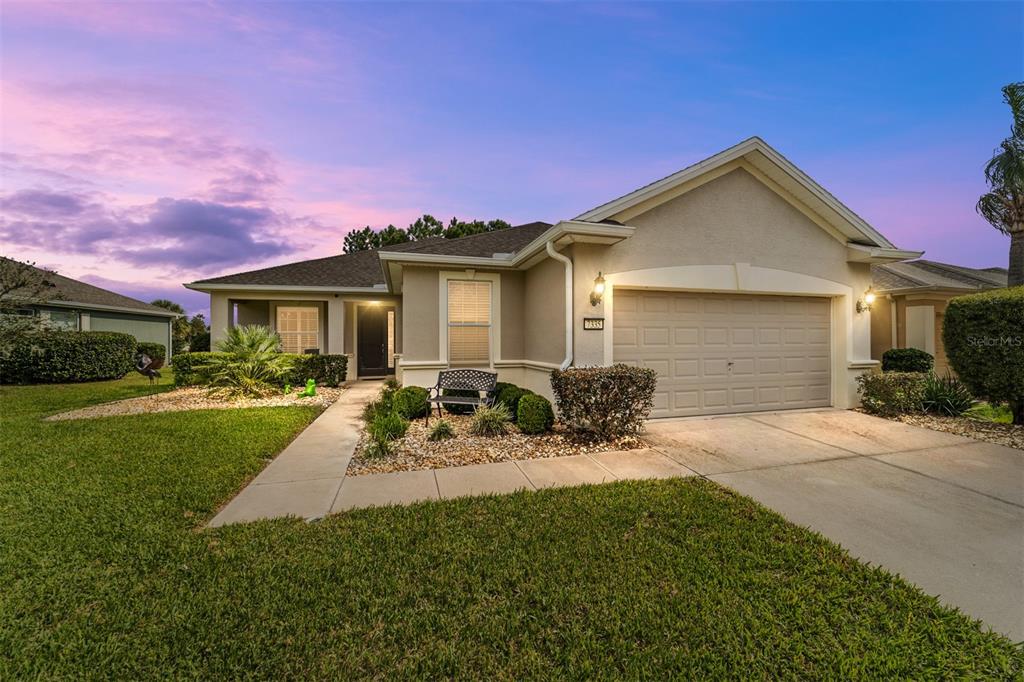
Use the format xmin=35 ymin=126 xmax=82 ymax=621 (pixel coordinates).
xmin=517 ymin=394 xmax=554 ymax=434
xmin=857 ymin=371 xmax=927 ymax=416
xmin=394 ymin=386 xmax=429 ymax=419
xmin=943 ymin=286 xmax=1024 ymax=424
xmin=174 ymin=352 xmax=348 ymax=388
xmin=287 ymin=354 xmax=348 ymax=388
xmin=0 ymin=331 xmax=136 ymax=384
xmin=136 ymin=342 xmax=166 ymax=364
xmin=550 ymin=364 xmax=658 ymax=438
xmin=882 ymin=348 xmax=934 ymax=373
xmin=172 ymin=352 xmax=231 ymax=387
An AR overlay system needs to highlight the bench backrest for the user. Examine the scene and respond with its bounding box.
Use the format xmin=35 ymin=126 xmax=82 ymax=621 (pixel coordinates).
xmin=436 ymin=369 xmax=498 ymax=393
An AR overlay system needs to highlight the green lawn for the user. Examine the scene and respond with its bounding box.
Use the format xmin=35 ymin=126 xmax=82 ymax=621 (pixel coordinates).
xmin=1 ymin=377 xmax=1020 ymax=679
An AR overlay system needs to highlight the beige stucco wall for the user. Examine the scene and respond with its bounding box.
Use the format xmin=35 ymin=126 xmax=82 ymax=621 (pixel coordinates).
xmin=522 ymin=257 xmax=566 ymax=365
xmin=400 ymin=267 xmax=440 ymax=362
xmin=561 ymin=167 xmax=876 ymax=408
xmin=893 ymin=295 xmax=953 ymax=375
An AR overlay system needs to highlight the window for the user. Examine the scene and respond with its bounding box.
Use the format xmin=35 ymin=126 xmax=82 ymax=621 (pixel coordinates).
xmin=41 ymin=309 xmax=79 ymax=331
xmin=276 ymin=306 xmax=319 ymax=354
xmin=387 ymin=309 xmax=396 ymax=369
xmin=447 ymin=280 xmax=491 ymax=365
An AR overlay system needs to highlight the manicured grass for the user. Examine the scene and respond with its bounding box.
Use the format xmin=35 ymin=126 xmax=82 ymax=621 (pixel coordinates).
xmin=1 ymin=378 xmax=1020 ymax=678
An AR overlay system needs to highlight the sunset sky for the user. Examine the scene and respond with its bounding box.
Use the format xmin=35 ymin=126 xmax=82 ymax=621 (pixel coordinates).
xmin=1 ymin=1 xmax=1020 ymax=316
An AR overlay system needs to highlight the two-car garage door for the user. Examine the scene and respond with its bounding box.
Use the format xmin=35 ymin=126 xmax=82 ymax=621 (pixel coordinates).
xmin=613 ymin=291 xmax=831 ymax=418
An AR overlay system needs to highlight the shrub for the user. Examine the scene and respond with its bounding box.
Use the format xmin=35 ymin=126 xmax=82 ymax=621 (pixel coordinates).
xmin=882 ymin=348 xmax=934 ymax=373
xmin=469 ymin=403 xmax=511 ymax=436
xmin=517 ymin=394 xmax=554 ymax=434
xmin=135 ymin=341 xmax=166 ymax=365
xmin=208 ymin=325 xmax=293 ymax=398
xmin=943 ymin=286 xmax=1024 ymax=424
xmin=172 ymin=351 xmax=231 ymax=387
xmin=370 ymin=409 xmax=408 ymax=441
xmin=362 ymin=384 xmax=397 ymax=423
xmin=496 ymin=384 xmax=532 ymax=421
xmin=287 ymin=354 xmax=348 ymax=387
xmin=394 ymin=386 xmax=429 ymax=419
xmin=189 ymin=331 xmax=210 ymax=352
xmin=856 ymin=371 xmax=926 ymax=416
xmin=964 ymin=402 xmax=1014 ymax=424
xmin=550 ymin=364 xmax=657 ymax=439
xmin=921 ymin=373 xmax=974 ymax=416
xmin=428 ymin=419 xmax=455 ymax=442
xmin=0 ymin=331 xmax=136 ymax=384
xmin=442 ymin=388 xmax=480 ymax=415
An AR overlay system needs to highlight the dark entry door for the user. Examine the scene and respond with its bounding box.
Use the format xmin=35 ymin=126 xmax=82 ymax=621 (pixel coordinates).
xmin=357 ymin=306 xmax=391 ymax=377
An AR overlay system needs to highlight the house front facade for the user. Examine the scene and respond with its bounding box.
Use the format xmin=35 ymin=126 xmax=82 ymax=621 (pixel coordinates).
xmin=3 ymin=258 xmax=179 ymax=358
xmin=187 ymin=138 xmax=921 ymax=418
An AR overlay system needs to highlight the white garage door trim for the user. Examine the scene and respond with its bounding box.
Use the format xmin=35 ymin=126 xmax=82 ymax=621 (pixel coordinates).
xmin=613 ymin=289 xmax=832 ymax=418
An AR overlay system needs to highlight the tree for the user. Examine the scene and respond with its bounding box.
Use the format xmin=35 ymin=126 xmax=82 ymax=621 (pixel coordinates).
xmin=0 ymin=256 xmax=59 ymax=351
xmin=341 ymin=215 xmax=512 ymax=253
xmin=977 ymin=82 xmax=1024 ymax=286
xmin=150 ymin=299 xmax=190 ymax=353
xmin=407 ymin=214 xmax=445 ymax=241
xmin=188 ymin=314 xmax=210 ymax=352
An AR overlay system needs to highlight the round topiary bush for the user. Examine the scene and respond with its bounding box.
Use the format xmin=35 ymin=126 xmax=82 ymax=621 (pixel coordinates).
xmin=943 ymin=286 xmax=1024 ymax=424
xmin=0 ymin=331 xmax=136 ymax=384
xmin=394 ymin=385 xmax=429 ymax=419
xmin=517 ymin=394 xmax=554 ymax=434
xmin=496 ymin=384 xmax=532 ymax=422
xmin=881 ymin=348 xmax=934 ymax=373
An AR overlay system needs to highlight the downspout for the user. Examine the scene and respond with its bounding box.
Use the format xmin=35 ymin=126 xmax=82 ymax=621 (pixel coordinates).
xmin=545 ymin=240 xmax=573 ymax=370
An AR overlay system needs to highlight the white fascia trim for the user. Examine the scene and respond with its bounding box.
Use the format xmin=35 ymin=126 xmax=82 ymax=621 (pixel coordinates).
xmin=573 ymin=136 xmax=895 ymax=249
xmin=847 ymin=244 xmax=924 ymax=263
xmin=185 ymin=283 xmax=387 ymax=293
xmin=43 ymin=300 xmax=181 ymax=318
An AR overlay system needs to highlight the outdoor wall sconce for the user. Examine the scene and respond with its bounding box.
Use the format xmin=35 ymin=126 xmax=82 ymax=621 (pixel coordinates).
xmin=856 ymin=287 xmax=876 ymax=314
xmin=590 ymin=272 xmax=606 ymax=306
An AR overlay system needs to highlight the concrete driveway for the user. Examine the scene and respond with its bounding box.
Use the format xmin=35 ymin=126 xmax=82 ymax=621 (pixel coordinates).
xmin=645 ymin=409 xmax=1024 ymax=640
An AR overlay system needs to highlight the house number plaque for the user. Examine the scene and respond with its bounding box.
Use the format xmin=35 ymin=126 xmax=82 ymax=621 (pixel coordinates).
xmin=583 ymin=318 xmax=605 ymax=330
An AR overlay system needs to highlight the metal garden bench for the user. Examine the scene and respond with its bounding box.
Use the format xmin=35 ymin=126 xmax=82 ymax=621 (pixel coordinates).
xmin=425 ymin=369 xmax=498 ymax=423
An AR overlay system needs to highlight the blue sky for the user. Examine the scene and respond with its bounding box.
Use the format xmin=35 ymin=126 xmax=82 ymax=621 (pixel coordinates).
xmin=1 ymin=1 xmax=1020 ymax=314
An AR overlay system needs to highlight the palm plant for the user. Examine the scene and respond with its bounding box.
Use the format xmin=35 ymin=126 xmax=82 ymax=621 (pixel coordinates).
xmin=209 ymin=325 xmax=293 ymax=398
xmin=977 ymin=82 xmax=1024 ymax=286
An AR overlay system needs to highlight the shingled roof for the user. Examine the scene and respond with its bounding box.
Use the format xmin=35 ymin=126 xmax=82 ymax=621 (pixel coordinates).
xmin=1 ymin=258 xmax=176 ymax=315
xmin=872 ymin=260 xmax=1008 ymax=293
xmin=190 ymin=222 xmax=553 ymax=288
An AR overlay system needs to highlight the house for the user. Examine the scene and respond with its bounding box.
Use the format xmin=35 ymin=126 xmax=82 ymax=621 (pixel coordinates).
xmin=187 ymin=137 xmax=922 ymax=418
xmin=870 ymin=260 xmax=1008 ymax=375
xmin=3 ymin=258 xmax=179 ymax=358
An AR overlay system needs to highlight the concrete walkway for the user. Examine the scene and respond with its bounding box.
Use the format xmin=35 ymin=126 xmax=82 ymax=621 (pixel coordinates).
xmin=208 ymin=380 xmax=381 ymax=527
xmin=332 ymin=448 xmax=696 ymax=511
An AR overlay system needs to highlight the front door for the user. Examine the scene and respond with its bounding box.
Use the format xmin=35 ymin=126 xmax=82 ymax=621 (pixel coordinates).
xmin=357 ymin=306 xmax=393 ymax=377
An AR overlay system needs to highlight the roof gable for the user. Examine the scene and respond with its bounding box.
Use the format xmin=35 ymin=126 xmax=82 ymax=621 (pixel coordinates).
xmin=574 ymin=137 xmax=897 ymax=250
xmin=873 ymin=259 xmax=1009 ymax=293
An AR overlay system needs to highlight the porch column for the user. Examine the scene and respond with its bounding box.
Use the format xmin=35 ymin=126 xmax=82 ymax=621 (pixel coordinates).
xmin=327 ymin=296 xmax=345 ymax=355
xmin=210 ymin=293 xmax=232 ymax=347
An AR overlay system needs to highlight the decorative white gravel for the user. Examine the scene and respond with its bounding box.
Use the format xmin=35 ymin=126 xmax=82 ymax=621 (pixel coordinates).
xmin=45 ymin=386 xmax=344 ymax=421
xmin=347 ymin=413 xmax=645 ymax=476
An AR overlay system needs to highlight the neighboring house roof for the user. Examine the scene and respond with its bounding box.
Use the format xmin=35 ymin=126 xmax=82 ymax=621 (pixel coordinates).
xmin=189 ymin=223 xmax=553 ymax=289
xmin=573 ymin=136 xmax=909 ymax=254
xmin=1 ymin=257 xmax=178 ymax=316
xmin=872 ymin=259 xmax=1008 ymax=293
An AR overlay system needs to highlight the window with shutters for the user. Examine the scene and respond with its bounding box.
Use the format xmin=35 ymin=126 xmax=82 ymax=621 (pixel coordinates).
xmin=447 ymin=280 xmax=491 ymax=365
xmin=276 ymin=306 xmax=319 ymax=354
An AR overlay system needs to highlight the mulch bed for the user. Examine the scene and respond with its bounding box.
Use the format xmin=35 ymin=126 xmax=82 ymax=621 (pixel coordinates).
xmin=45 ymin=386 xmax=344 ymax=421
xmin=885 ymin=412 xmax=1023 ymax=451
xmin=347 ymin=413 xmax=645 ymax=476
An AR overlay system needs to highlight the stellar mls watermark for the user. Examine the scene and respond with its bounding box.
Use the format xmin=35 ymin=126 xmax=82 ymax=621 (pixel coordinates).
xmin=967 ymin=335 xmax=1023 ymax=347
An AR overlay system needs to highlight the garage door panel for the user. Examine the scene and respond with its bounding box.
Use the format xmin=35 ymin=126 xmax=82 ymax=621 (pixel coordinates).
xmin=614 ymin=290 xmax=831 ymax=417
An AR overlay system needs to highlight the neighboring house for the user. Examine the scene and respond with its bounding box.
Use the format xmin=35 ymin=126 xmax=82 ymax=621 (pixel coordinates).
xmin=870 ymin=260 xmax=1008 ymax=375
xmin=5 ymin=260 xmax=178 ymax=358
xmin=187 ymin=137 xmax=922 ymax=418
